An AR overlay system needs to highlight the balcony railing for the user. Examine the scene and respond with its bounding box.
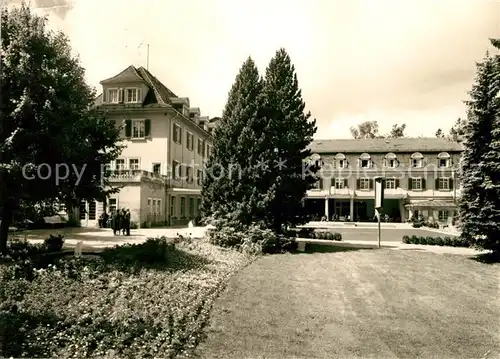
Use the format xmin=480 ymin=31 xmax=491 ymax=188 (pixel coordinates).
xmin=106 ymin=169 xmax=167 ymax=182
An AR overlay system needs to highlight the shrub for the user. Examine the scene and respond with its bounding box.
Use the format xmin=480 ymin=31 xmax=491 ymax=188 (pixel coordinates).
xmin=207 ymin=226 xmax=245 ymax=248
xmin=297 ymin=228 xmax=314 ymax=239
xmin=130 ymin=221 xmax=139 ymax=229
xmin=100 ymin=237 xmax=176 ymax=268
xmin=43 ymin=234 xmax=64 ymax=252
xmin=401 ymin=235 xmax=470 ymax=247
xmin=424 ymin=222 xmax=440 ymax=229
xmin=315 ymin=231 xmax=328 ymax=239
xmin=65 ymin=214 xmax=80 ymax=228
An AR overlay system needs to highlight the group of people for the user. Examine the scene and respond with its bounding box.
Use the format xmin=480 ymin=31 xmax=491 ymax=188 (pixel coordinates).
xmin=98 ymin=208 xmax=131 ymax=235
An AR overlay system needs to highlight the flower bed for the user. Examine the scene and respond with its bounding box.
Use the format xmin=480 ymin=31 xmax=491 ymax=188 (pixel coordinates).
xmin=402 ymin=235 xmax=470 ymax=247
xmin=0 ymin=237 xmax=253 ymax=358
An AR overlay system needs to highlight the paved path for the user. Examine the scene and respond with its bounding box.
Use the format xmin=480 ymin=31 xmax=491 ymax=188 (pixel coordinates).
xmin=10 ymin=226 xmax=207 ymax=249
xmin=11 ymin=226 xmax=486 ymax=257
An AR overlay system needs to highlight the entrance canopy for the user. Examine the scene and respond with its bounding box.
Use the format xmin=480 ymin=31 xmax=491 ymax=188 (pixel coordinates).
xmin=404 ymin=200 xmax=455 ymax=209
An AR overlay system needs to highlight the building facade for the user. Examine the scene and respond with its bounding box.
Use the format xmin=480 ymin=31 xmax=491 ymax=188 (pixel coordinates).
xmin=305 ymin=138 xmax=463 ymax=225
xmin=77 ymin=65 xmax=218 ymax=227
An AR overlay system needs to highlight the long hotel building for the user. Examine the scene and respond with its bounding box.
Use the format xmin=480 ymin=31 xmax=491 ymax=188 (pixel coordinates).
xmin=305 ymin=138 xmax=463 ymax=225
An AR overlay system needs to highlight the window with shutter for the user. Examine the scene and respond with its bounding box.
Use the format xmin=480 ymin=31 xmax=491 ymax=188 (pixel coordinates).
xmin=108 ymin=88 xmax=119 ymax=103
xmin=132 ymin=120 xmax=145 ymax=138
xmin=410 ymin=178 xmax=422 ymax=190
xmin=173 ymin=124 xmax=182 ymax=144
xmin=385 ymin=178 xmax=396 ymax=189
xmin=125 ymin=120 xmax=132 ymax=137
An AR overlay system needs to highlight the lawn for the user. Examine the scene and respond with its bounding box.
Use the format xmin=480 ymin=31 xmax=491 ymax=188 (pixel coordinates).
xmin=326 ymin=227 xmax=452 ymax=242
xmin=0 ymin=237 xmax=253 ymax=358
xmin=195 ymin=246 xmax=500 ymax=359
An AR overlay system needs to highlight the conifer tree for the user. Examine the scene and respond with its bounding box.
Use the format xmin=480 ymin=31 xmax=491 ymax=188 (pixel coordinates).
xmin=261 ymin=48 xmax=318 ymax=232
xmin=201 ymin=57 xmax=265 ymax=227
xmin=459 ymin=43 xmax=500 ymax=254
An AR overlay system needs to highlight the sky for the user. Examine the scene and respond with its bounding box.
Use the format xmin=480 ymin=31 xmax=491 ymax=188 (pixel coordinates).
xmin=7 ymin=0 xmax=500 ymax=138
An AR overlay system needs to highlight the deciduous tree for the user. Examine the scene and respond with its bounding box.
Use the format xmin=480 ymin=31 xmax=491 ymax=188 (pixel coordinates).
xmin=0 ymin=2 xmax=123 ymax=253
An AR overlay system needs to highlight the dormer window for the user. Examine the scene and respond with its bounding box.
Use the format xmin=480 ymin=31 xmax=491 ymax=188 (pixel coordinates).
xmin=125 ymin=88 xmax=141 ymax=103
xmin=359 ymin=153 xmax=372 ymax=168
xmin=335 ymin=153 xmax=347 ymax=168
xmin=108 ymin=88 xmax=119 ymax=103
xmin=384 ymin=153 xmax=399 ymax=168
xmin=411 ymin=152 xmax=424 ymax=168
xmin=310 ymin=153 xmax=323 ymax=168
xmin=437 ymin=152 xmax=451 ymax=168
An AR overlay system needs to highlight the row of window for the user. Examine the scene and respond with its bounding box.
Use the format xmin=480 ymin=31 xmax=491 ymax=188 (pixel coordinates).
xmin=147 ymin=198 xmax=162 ymax=215
xmin=104 ymin=88 xmax=141 ymax=104
xmin=412 ymin=210 xmax=449 ymax=222
xmin=108 ymin=196 xmax=202 ymax=219
xmin=171 ymin=161 xmax=203 ymax=184
xmin=313 ymin=152 xmax=453 ymax=169
xmin=170 ymin=197 xmax=201 ymax=218
xmin=109 ymin=159 xmax=205 ymax=183
xmin=173 ymin=123 xmax=212 ymax=157
xmin=316 ymin=177 xmax=454 ymax=191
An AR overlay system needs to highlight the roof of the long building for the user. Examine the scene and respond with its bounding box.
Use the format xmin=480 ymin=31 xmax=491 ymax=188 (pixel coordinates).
xmin=309 ymin=137 xmax=464 ymax=153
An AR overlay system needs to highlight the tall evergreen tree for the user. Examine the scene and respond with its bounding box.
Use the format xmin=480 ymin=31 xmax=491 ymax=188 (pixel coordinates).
xmin=261 ymin=48 xmax=318 ymax=232
xmin=201 ymin=57 xmax=266 ymax=227
xmin=458 ymin=44 xmax=500 ymax=254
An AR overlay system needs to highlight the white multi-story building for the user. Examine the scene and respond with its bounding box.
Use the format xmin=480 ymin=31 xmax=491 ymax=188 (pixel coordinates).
xmin=77 ymin=65 xmax=218 ymax=227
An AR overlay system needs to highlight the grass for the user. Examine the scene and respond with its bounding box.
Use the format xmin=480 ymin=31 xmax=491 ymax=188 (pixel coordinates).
xmin=0 ymin=238 xmax=253 ymax=358
xmin=328 ymin=227 xmax=455 ymax=242
xmin=195 ymin=247 xmax=500 ymax=359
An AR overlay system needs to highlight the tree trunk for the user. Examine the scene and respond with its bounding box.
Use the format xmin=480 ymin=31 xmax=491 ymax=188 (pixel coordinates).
xmin=0 ymin=205 xmax=13 ymax=254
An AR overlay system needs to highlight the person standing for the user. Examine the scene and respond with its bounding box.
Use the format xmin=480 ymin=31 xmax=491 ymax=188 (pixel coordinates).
xmin=111 ymin=209 xmax=117 ymax=235
xmin=120 ymin=208 xmax=127 ymax=235
xmin=116 ymin=209 xmax=123 ymax=235
xmin=125 ymin=209 xmax=131 ymax=236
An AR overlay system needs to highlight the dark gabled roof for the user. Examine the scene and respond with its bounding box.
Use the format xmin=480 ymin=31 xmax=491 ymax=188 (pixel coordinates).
xmin=309 ymin=138 xmax=464 ymax=154
xmin=136 ymin=66 xmax=178 ymax=105
xmin=97 ymin=65 xmax=179 ymax=106
xmin=100 ymin=65 xmax=144 ymax=85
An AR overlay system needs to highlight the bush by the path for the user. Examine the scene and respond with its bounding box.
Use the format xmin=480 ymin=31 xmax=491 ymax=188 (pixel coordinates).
xmin=0 ymin=237 xmax=252 ymax=358
xmin=207 ymin=224 xmax=297 ymax=254
xmin=294 ymin=228 xmax=342 ymax=241
xmin=402 ymin=235 xmax=470 ymax=247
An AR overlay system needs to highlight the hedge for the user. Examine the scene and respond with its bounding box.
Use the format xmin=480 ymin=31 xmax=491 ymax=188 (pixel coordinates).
xmin=402 ymin=235 xmax=470 ymax=247
xmin=295 ymin=228 xmax=342 ymax=241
